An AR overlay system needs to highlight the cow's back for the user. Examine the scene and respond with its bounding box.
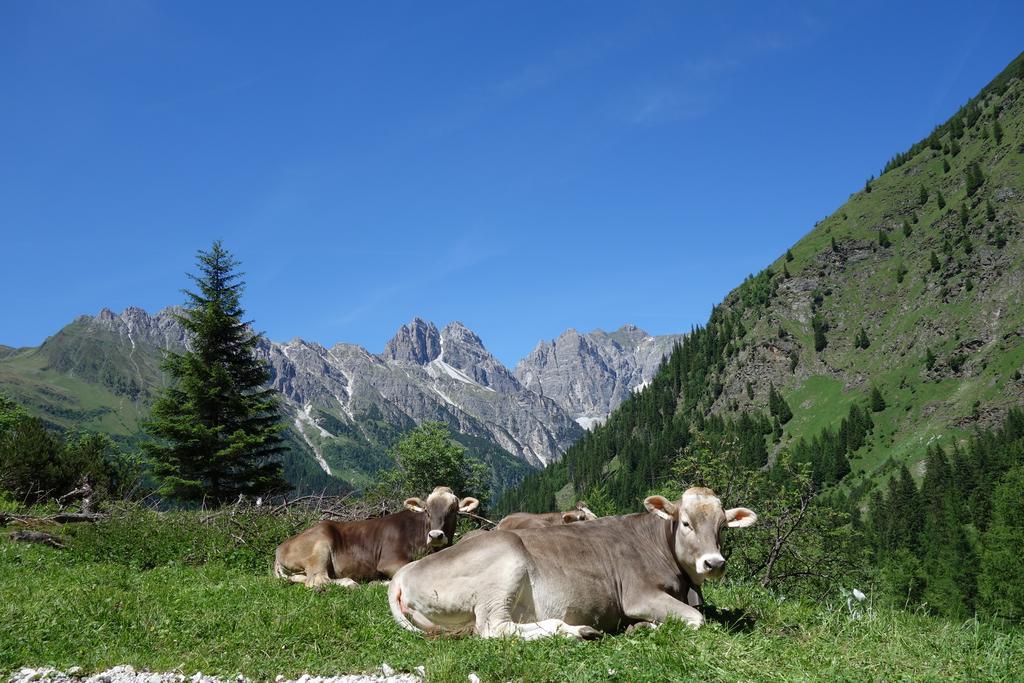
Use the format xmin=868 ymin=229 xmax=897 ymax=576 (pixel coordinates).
xmin=495 ymin=512 xmax=564 ymax=530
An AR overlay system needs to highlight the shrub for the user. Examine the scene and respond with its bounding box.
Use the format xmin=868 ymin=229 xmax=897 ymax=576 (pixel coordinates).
xmin=0 ymin=407 xmax=133 ymax=505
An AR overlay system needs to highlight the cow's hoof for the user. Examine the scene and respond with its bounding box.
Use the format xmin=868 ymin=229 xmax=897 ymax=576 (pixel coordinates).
xmin=577 ymin=625 xmax=603 ymax=640
xmin=626 ymin=621 xmax=658 ymax=633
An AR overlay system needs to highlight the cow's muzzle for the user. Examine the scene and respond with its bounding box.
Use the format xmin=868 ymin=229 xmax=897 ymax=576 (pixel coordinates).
xmin=699 ymin=554 xmax=726 ymax=577
xmin=427 ymin=530 xmax=447 ymax=547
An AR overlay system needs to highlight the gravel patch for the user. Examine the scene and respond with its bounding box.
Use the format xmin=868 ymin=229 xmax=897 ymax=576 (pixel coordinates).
xmin=7 ymin=665 xmax=427 ymax=683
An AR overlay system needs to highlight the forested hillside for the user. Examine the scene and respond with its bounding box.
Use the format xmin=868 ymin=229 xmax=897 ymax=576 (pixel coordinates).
xmin=500 ymin=52 xmax=1024 ymax=541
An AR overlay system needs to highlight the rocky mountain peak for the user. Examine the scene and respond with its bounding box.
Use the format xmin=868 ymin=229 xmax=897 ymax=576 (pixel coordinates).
xmin=515 ymin=326 xmax=685 ymax=430
xmin=381 ymin=318 xmax=441 ymax=365
xmin=441 ymin=321 xmax=484 ymax=348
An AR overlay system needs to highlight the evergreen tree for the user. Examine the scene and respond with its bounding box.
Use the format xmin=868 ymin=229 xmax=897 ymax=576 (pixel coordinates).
xmin=918 ymin=185 xmax=929 ymax=206
xmin=936 ymin=190 xmax=946 ymax=209
xmin=768 ymin=384 xmax=793 ymax=425
xmin=143 ymin=241 xmax=288 ymax=503
xmin=925 ymin=347 xmax=937 ymax=371
xmin=812 ymin=314 xmax=828 ymax=353
xmin=989 ymin=224 xmax=1007 ymax=249
xmin=950 ymin=138 xmax=961 ymax=156
xmin=985 ymin=200 xmax=996 ymax=222
xmin=993 ymin=120 xmax=1003 ymax=145
xmin=831 ymin=235 xmax=838 ymax=252
xmin=855 ymin=327 xmax=871 ymax=349
xmin=785 ymin=248 xmax=794 ymax=262
xmin=896 ymin=261 xmax=908 ymax=284
xmin=870 ymin=386 xmax=886 ymax=412
xmin=902 ymin=219 xmax=912 ymax=237
xmin=878 ymin=229 xmax=891 ymax=248
xmin=942 ymin=158 xmax=950 ymax=173
xmin=918 ymin=445 xmax=975 ymax=615
xmin=782 ymin=262 xmax=790 ymax=278
xmin=959 ymin=202 xmax=969 ymax=229
xmin=965 ymin=163 xmax=984 ymax=197
xmin=979 ymin=466 xmax=1024 ymax=622
xmin=929 ymin=251 xmax=941 ymax=272
xmin=864 ymin=177 xmax=873 ymax=193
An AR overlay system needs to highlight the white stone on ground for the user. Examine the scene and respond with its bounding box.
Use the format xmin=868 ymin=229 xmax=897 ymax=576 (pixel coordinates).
xmin=8 ymin=667 xmax=422 ymax=683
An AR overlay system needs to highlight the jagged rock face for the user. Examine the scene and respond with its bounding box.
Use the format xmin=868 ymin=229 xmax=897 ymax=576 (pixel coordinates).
xmin=23 ymin=309 xmax=688 ymax=470
xmin=515 ymin=325 xmax=685 ymax=430
xmin=61 ymin=309 xmax=585 ymax=469
xmin=92 ymin=306 xmax=189 ymax=351
xmin=262 ymin=321 xmax=581 ymax=468
xmin=381 ymin=318 xmax=441 ymax=364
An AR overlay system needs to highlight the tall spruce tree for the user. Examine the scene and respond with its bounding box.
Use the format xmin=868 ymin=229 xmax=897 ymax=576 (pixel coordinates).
xmin=979 ymin=466 xmax=1024 ymax=621
xmin=870 ymin=386 xmax=886 ymax=412
xmin=144 ymin=241 xmax=288 ymax=503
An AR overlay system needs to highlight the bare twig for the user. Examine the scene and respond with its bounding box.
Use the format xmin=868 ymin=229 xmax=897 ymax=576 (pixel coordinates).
xmin=459 ymin=511 xmax=497 ymax=527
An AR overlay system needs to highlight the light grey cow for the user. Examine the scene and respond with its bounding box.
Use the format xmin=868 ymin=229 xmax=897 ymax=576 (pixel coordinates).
xmin=388 ymin=487 xmax=756 ymax=639
xmin=495 ymin=502 xmax=598 ymax=530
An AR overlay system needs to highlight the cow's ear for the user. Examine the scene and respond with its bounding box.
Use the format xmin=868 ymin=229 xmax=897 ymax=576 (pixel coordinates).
xmin=404 ymin=497 xmax=425 ymax=513
xmin=562 ymin=511 xmax=582 ymax=524
xmin=644 ymin=495 xmax=678 ymax=520
xmin=458 ymin=497 xmax=480 ymax=514
xmin=725 ymin=507 xmax=757 ymax=528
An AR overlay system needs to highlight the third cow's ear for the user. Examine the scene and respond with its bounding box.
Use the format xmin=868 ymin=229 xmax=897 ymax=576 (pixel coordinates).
xmin=458 ymin=497 xmax=480 ymax=514
xmin=405 ymin=497 xmax=425 ymax=513
xmin=725 ymin=507 xmax=757 ymax=528
xmin=562 ymin=511 xmax=582 ymax=524
xmin=644 ymin=495 xmax=678 ymax=520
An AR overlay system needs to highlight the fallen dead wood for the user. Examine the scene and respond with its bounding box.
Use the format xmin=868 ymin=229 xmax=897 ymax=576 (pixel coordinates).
xmin=48 ymin=512 xmax=107 ymax=523
xmin=8 ymin=530 xmax=65 ymax=548
xmin=0 ymin=512 xmax=107 ymax=526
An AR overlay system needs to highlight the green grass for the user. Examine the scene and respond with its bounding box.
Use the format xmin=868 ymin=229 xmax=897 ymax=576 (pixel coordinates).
xmin=781 ymin=376 xmax=859 ymax=444
xmin=2 ymin=530 xmax=1021 ymax=682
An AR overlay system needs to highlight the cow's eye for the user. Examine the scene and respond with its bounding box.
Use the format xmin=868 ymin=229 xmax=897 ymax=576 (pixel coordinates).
xmin=681 ymin=520 xmax=691 ymax=529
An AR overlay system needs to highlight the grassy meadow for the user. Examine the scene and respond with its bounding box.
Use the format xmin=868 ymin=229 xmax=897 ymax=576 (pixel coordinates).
xmin=2 ymin=508 xmax=1022 ymax=682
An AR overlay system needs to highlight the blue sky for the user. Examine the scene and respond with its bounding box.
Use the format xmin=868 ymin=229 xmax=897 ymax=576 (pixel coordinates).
xmin=2 ymin=1 xmax=1021 ymax=366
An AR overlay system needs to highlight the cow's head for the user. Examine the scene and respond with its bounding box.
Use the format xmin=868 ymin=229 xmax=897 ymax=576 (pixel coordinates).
xmin=561 ymin=501 xmax=599 ymax=524
xmin=404 ymin=486 xmax=480 ymax=548
xmin=644 ymin=487 xmax=757 ymax=585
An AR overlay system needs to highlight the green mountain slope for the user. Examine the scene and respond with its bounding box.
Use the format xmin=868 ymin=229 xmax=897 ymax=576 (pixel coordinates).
xmin=500 ymin=52 xmax=1024 ymax=513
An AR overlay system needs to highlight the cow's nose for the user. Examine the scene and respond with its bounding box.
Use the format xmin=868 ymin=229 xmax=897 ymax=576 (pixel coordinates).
xmin=427 ymin=530 xmax=447 ymax=546
xmin=704 ymin=557 xmax=726 ymax=572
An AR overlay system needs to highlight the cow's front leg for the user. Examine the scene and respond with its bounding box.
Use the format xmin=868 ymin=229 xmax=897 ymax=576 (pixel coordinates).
xmin=485 ymin=618 xmax=602 ymax=640
xmin=624 ymin=591 xmax=704 ymax=629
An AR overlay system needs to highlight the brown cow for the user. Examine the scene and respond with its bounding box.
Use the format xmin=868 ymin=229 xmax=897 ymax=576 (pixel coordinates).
xmin=495 ymin=502 xmax=598 ymax=530
xmin=274 ymin=486 xmax=479 ymax=589
xmin=389 ymin=487 xmax=756 ymax=638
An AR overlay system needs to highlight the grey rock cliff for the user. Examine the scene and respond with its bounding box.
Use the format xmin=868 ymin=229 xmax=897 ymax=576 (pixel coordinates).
xmin=515 ymin=325 xmax=685 ymax=430
xmin=28 ymin=309 xmax=683 ymax=473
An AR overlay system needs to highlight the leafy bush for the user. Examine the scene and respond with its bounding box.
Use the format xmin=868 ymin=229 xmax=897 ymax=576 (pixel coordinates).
xmin=0 ymin=395 xmax=137 ymax=504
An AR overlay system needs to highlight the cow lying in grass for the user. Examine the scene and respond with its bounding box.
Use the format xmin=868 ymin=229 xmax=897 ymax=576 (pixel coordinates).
xmin=388 ymin=487 xmax=756 ymax=638
xmin=495 ymin=501 xmax=598 ymax=530
xmin=274 ymin=486 xmax=479 ymax=589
